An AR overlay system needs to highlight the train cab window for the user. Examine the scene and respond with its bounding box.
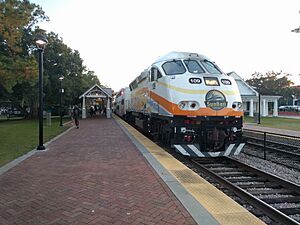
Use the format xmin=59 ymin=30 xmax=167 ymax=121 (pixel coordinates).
xmin=162 ymin=60 xmax=186 ymax=75
xmin=157 ymin=70 xmax=162 ymax=79
xmin=201 ymin=60 xmax=222 ymax=74
xmin=130 ymin=80 xmax=138 ymax=90
xmin=151 ymin=67 xmax=162 ymax=81
xmin=183 ymin=60 xmax=205 ymax=74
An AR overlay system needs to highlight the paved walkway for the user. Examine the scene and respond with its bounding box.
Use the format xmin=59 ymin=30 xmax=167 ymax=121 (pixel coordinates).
xmin=244 ymin=123 xmax=300 ymax=137
xmin=0 ymin=117 xmax=196 ymax=225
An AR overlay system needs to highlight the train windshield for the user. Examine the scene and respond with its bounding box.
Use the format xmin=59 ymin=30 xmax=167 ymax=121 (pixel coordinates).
xmin=162 ymin=60 xmax=186 ymax=75
xmin=201 ymin=60 xmax=222 ymax=74
xmin=183 ymin=60 xmax=205 ymax=74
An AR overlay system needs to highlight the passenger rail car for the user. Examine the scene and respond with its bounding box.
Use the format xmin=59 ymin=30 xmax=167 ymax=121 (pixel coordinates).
xmin=116 ymin=52 xmax=246 ymax=157
xmin=114 ymin=87 xmax=130 ymax=118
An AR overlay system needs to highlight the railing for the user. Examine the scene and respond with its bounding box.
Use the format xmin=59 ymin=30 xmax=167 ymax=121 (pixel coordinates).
xmin=243 ymin=129 xmax=300 ymax=159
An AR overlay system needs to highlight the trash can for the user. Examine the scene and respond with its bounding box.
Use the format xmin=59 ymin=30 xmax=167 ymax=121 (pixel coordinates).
xmin=254 ymin=113 xmax=259 ymax=123
xmin=46 ymin=111 xmax=51 ymax=126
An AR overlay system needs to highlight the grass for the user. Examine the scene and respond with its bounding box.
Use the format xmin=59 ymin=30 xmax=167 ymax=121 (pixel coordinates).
xmin=0 ymin=118 xmax=71 ymax=167
xmin=1 ymin=116 xmax=299 ymax=168
xmin=244 ymin=116 xmax=300 ymax=131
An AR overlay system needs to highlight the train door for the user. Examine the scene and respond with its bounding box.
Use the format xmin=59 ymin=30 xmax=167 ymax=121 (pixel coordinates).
xmin=150 ymin=67 xmax=168 ymax=115
xmin=150 ymin=67 xmax=160 ymax=114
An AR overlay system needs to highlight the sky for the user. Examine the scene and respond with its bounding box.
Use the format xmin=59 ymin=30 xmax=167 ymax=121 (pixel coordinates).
xmin=31 ymin=0 xmax=300 ymax=91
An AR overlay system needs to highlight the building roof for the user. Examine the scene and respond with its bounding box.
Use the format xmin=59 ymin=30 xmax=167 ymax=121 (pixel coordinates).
xmin=227 ymin=72 xmax=258 ymax=97
xmin=79 ymin=84 xmax=112 ymax=99
xmin=228 ymin=71 xmax=281 ymax=100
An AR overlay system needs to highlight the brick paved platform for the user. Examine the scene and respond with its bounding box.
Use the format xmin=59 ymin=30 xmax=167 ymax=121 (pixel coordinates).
xmin=0 ymin=117 xmax=196 ymax=225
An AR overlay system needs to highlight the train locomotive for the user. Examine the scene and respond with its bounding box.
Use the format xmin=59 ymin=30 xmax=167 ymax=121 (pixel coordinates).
xmin=115 ymin=51 xmax=245 ymax=157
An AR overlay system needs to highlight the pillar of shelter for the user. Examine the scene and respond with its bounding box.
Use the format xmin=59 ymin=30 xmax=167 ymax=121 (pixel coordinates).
xmin=262 ymin=99 xmax=267 ymax=116
xmin=273 ymin=100 xmax=278 ymax=117
xmin=249 ymin=99 xmax=254 ymax=117
xmin=82 ymin=96 xmax=86 ymax=119
xmin=106 ymin=97 xmax=111 ymax=118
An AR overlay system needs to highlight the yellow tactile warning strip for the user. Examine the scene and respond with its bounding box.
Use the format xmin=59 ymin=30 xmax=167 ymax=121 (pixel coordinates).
xmin=114 ymin=115 xmax=266 ymax=225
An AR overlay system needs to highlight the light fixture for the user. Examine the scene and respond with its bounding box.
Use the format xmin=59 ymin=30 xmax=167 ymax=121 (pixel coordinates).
xmin=35 ymin=34 xmax=48 ymax=50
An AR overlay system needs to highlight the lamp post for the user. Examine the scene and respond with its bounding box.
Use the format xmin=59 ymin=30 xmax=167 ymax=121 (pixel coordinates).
xmin=35 ymin=34 xmax=48 ymax=150
xmin=292 ymin=94 xmax=296 ymax=106
xmin=256 ymin=82 xmax=263 ymax=124
xmin=252 ymin=85 xmax=261 ymax=124
xmin=258 ymin=89 xmax=261 ymax=124
xmin=59 ymin=75 xmax=64 ymax=126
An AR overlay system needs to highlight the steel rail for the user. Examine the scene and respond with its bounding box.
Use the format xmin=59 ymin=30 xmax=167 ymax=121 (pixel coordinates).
xmin=190 ymin=157 xmax=300 ymax=225
xmin=246 ymin=139 xmax=300 ymax=158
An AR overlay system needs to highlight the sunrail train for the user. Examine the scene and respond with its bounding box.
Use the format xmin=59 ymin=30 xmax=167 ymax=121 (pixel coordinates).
xmin=115 ymin=51 xmax=245 ymax=157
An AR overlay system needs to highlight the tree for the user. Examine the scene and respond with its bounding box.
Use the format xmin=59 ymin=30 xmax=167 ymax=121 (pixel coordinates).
xmin=0 ymin=0 xmax=48 ymax=117
xmin=246 ymin=71 xmax=298 ymax=105
xmin=0 ymin=0 xmax=48 ymax=93
xmin=42 ymin=32 xmax=100 ymax=114
xmin=246 ymin=71 xmax=293 ymax=95
xmin=0 ymin=0 xmax=101 ymax=118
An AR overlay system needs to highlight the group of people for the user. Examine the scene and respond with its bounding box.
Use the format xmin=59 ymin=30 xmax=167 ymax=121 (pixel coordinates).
xmin=89 ymin=105 xmax=106 ymax=117
xmin=71 ymin=104 xmax=107 ymax=129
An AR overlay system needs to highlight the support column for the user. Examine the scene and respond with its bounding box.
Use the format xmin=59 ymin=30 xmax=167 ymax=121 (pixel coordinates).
xmin=262 ymin=99 xmax=267 ymax=116
xmin=82 ymin=97 xmax=86 ymax=119
xmin=106 ymin=97 xmax=111 ymax=118
xmin=249 ymin=99 xmax=254 ymax=117
xmin=273 ymin=100 xmax=278 ymax=117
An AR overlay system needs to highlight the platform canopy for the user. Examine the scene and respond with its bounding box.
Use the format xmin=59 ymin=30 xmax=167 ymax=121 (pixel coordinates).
xmin=79 ymin=84 xmax=112 ymax=119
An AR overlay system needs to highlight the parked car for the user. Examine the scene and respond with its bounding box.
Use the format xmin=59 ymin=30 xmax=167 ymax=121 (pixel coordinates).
xmin=279 ymin=105 xmax=300 ymax=111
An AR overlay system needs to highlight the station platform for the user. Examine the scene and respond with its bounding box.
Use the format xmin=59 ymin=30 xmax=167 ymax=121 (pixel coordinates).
xmin=244 ymin=123 xmax=300 ymax=137
xmin=0 ymin=116 xmax=265 ymax=225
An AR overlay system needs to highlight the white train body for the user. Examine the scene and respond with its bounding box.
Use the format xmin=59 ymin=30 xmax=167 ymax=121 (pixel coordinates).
xmin=116 ymin=52 xmax=245 ymax=157
xmin=114 ymin=87 xmax=130 ymax=117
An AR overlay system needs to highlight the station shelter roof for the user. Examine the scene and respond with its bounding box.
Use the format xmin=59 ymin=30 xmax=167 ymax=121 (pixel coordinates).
xmin=79 ymin=84 xmax=112 ymax=99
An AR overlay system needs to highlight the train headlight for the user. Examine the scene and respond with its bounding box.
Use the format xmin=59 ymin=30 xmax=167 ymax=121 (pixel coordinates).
xmin=232 ymin=102 xmax=243 ymax=111
xmin=179 ymin=102 xmax=186 ymax=110
xmin=178 ymin=101 xmax=199 ymax=110
xmin=181 ymin=127 xmax=187 ymax=133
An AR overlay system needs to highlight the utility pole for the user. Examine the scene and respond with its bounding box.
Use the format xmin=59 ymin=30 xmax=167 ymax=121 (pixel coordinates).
xmin=291 ymin=11 xmax=300 ymax=33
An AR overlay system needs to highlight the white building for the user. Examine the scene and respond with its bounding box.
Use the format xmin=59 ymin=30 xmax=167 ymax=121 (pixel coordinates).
xmin=79 ymin=84 xmax=113 ymax=119
xmin=228 ymin=72 xmax=281 ymax=117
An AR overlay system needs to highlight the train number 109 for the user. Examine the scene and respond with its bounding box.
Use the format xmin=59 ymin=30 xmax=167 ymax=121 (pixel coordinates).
xmin=189 ymin=78 xmax=202 ymax=84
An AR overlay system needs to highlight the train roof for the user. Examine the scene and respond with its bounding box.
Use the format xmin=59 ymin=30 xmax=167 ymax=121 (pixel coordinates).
xmin=153 ymin=51 xmax=211 ymax=64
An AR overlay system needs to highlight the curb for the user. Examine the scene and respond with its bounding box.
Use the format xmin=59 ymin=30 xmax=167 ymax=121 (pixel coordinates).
xmin=0 ymin=125 xmax=74 ymax=176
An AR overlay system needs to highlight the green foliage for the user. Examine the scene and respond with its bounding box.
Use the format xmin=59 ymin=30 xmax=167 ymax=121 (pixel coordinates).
xmin=0 ymin=54 xmax=38 ymax=92
xmin=0 ymin=0 xmax=47 ymax=92
xmin=244 ymin=116 xmax=300 ymax=131
xmin=246 ymin=71 xmax=300 ymax=106
xmin=0 ymin=0 xmax=101 ymax=118
xmin=43 ymin=32 xmax=100 ymax=110
xmin=246 ymin=71 xmax=293 ymax=95
xmin=0 ymin=118 xmax=69 ymax=166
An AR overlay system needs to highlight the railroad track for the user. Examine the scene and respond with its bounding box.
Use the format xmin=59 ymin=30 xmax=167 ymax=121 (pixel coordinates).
xmin=244 ymin=130 xmax=300 ymax=171
xmin=188 ymin=157 xmax=300 ymax=225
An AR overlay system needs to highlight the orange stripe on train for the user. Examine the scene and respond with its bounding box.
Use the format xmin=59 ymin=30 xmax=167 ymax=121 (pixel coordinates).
xmin=150 ymin=91 xmax=243 ymax=117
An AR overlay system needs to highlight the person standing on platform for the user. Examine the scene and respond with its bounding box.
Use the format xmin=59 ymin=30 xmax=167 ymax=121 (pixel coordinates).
xmin=90 ymin=105 xmax=95 ymax=117
xmin=72 ymin=105 xmax=80 ymax=128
